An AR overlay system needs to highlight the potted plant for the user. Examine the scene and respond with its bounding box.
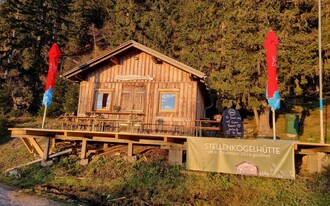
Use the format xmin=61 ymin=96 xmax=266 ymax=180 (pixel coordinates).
xmin=113 ymin=105 xmax=121 ymax=112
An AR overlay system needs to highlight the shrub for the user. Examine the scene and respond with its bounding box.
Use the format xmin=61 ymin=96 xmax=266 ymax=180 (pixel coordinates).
xmin=0 ymin=115 xmax=9 ymax=137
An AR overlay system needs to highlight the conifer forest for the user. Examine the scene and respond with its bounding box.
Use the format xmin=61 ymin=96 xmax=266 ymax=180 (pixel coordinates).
xmin=1 ymin=0 xmax=330 ymax=126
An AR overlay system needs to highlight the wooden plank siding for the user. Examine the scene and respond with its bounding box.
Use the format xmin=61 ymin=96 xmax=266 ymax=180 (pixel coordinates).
xmin=76 ymin=50 xmax=206 ymax=129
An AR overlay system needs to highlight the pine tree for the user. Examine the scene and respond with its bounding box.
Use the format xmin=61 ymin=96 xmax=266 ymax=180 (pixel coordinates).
xmin=63 ymin=81 xmax=79 ymax=114
xmin=44 ymin=77 xmax=78 ymax=117
xmin=0 ymin=0 xmax=72 ymax=114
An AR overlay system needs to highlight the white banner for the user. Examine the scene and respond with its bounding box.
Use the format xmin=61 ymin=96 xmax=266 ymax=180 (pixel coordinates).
xmin=187 ymin=138 xmax=295 ymax=179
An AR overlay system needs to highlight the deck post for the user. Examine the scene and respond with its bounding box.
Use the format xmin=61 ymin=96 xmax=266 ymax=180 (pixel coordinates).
xmin=305 ymin=152 xmax=329 ymax=173
xmin=43 ymin=138 xmax=51 ymax=160
xmin=79 ymin=140 xmax=89 ymax=166
xmin=81 ymin=140 xmax=87 ymax=159
xmin=126 ymin=142 xmax=137 ymax=162
xmin=316 ymin=152 xmax=329 ymax=172
xmin=168 ymin=149 xmax=183 ymax=164
xmin=128 ymin=142 xmax=133 ymax=158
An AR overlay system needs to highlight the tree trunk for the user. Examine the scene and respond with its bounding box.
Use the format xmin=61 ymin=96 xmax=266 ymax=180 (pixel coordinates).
xmin=92 ymin=23 xmax=99 ymax=58
xmin=257 ymin=103 xmax=273 ymax=137
xmin=253 ymin=107 xmax=259 ymax=128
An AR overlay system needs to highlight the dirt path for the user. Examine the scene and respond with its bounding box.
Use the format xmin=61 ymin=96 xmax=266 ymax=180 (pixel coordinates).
xmin=0 ymin=184 xmax=68 ymax=206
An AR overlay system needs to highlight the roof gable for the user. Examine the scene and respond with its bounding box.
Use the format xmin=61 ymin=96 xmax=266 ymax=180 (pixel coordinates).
xmin=63 ymin=40 xmax=206 ymax=81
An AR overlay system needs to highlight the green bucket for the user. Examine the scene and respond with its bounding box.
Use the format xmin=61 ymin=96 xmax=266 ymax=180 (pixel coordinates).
xmin=285 ymin=114 xmax=299 ymax=137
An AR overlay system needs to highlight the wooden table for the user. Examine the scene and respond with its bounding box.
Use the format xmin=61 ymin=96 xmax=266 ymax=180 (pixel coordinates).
xmin=60 ymin=116 xmax=97 ymax=131
xmin=94 ymin=111 xmax=144 ymax=133
xmin=94 ymin=118 xmax=142 ymax=133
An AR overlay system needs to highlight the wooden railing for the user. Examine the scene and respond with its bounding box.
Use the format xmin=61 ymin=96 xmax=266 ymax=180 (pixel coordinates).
xmin=45 ymin=114 xmax=221 ymax=137
xmin=194 ymin=119 xmax=222 ymax=137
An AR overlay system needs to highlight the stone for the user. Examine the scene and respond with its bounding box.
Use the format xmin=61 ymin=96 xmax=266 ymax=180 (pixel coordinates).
xmin=79 ymin=158 xmax=89 ymax=166
xmin=8 ymin=169 xmax=21 ymax=179
xmin=41 ymin=160 xmax=54 ymax=167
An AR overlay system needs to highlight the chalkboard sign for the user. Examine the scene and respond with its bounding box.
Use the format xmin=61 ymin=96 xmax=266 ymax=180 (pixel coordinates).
xmin=222 ymin=109 xmax=244 ymax=138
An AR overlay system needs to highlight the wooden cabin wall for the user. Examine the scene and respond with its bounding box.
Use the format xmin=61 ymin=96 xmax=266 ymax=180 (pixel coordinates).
xmin=77 ymin=81 xmax=95 ymax=116
xmin=77 ymin=50 xmax=204 ymax=128
xmin=196 ymin=85 xmax=207 ymax=120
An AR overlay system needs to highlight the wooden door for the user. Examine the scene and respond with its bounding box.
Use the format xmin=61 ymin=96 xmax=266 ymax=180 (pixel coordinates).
xmin=120 ymin=85 xmax=146 ymax=112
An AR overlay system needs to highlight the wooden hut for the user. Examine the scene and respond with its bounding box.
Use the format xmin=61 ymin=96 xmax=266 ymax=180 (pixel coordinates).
xmin=63 ymin=40 xmax=209 ymax=134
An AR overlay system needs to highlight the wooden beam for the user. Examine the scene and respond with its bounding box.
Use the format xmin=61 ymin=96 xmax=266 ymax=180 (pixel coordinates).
xmin=13 ymin=134 xmax=50 ymax=139
xmin=20 ymin=137 xmax=34 ymax=153
xmin=43 ymin=138 xmax=51 ymax=160
xmin=92 ymin=136 xmax=132 ymax=143
xmin=74 ymin=74 xmax=86 ymax=81
xmin=28 ymin=138 xmax=44 ymax=158
xmin=81 ymin=140 xmax=87 ymax=159
xmin=10 ymin=128 xmax=27 ymax=135
xmin=139 ymin=139 xmax=165 ymax=144
xmin=55 ymin=135 xmax=87 ymax=141
xmin=297 ymin=146 xmax=330 ymax=154
xmin=294 ymin=143 xmax=299 ymax=150
xmin=110 ymin=57 xmax=120 ymax=65
xmin=161 ymin=143 xmax=185 ymax=150
xmin=313 ymin=146 xmax=330 ymax=152
xmin=128 ymin=142 xmax=133 ymax=157
xmin=151 ymin=56 xmax=162 ymax=64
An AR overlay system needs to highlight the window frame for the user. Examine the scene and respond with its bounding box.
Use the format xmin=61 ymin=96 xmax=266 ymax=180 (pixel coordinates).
xmin=158 ymin=90 xmax=179 ymax=113
xmin=93 ymin=89 xmax=113 ymax=111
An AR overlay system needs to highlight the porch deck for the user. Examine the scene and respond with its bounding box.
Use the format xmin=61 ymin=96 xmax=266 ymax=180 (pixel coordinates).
xmin=9 ymin=127 xmax=330 ymax=174
xmin=9 ymin=127 xmax=190 ymax=164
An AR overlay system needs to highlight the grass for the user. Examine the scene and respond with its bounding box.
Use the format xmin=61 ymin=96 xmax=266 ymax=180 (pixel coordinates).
xmin=1 ymin=128 xmax=330 ymax=206
xmin=1 ymin=106 xmax=330 ymax=205
xmin=242 ymin=105 xmax=330 ymax=143
xmin=1 ymin=153 xmax=329 ymax=206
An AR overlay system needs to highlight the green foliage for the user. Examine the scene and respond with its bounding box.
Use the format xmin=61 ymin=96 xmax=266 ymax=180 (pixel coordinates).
xmin=85 ymin=156 xmax=130 ymax=179
xmin=0 ymin=0 xmax=73 ymax=114
xmin=0 ymin=115 xmax=9 ymax=137
xmin=38 ymin=77 xmax=79 ymax=117
xmin=55 ymin=156 xmax=81 ymax=176
xmin=10 ymin=164 xmax=54 ymax=188
xmin=0 ymin=80 xmax=13 ymax=115
xmin=1 ymin=0 xmax=330 ymax=118
xmin=111 ymin=159 xmax=185 ymax=205
xmin=63 ymin=81 xmax=79 ymax=114
xmin=311 ymin=168 xmax=330 ymax=205
xmin=0 ymin=143 xmax=329 ymax=205
xmin=68 ymin=0 xmax=109 ymax=53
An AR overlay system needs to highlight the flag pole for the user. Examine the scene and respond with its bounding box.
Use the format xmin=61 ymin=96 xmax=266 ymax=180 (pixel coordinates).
xmin=42 ymin=105 xmax=47 ymax=129
xmin=272 ymin=108 xmax=276 ymax=140
xmin=318 ymin=0 xmax=324 ymax=144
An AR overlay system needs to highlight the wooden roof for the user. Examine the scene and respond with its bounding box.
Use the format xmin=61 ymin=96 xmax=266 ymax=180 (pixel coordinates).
xmin=63 ymin=40 xmax=207 ymax=81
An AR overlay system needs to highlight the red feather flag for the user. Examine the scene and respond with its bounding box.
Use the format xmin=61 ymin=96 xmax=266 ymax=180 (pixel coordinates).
xmin=42 ymin=43 xmax=61 ymax=106
xmin=264 ymin=30 xmax=280 ymax=110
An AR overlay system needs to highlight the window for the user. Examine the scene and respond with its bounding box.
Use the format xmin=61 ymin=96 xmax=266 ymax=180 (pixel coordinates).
xmin=159 ymin=92 xmax=178 ymax=112
xmin=94 ymin=90 xmax=112 ymax=110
